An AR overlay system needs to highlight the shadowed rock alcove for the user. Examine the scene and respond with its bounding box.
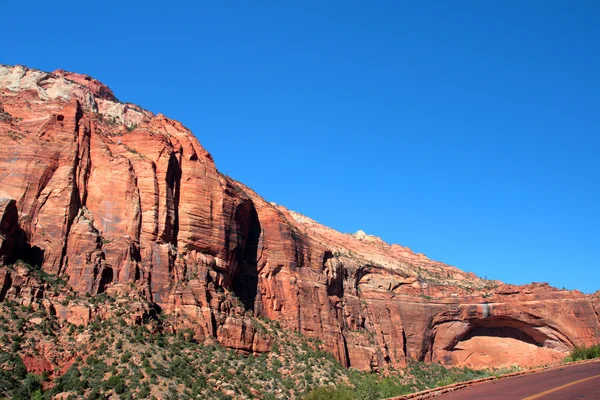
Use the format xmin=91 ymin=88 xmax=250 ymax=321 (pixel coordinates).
xmin=437 ymin=316 xmax=570 ymax=368
xmin=231 ymin=200 xmax=261 ymax=312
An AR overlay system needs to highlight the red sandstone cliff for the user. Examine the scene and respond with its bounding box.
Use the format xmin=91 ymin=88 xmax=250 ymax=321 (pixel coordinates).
xmin=0 ymin=64 xmax=598 ymax=371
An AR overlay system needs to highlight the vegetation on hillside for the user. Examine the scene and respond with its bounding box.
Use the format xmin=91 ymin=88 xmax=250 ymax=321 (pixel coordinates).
xmin=0 ymin=289 xmax=348 ymax=399
xmin=301 ymin=362 xmax=520 ymax=400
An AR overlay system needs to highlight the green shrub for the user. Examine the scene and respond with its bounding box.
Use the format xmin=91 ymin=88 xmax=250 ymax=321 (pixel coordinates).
xmin=104 ymin=374 xmax=126 ymax=394
xmin=302 ymin=385 xmax=355 ymax=400
xmin=570 ymin=344 xmax=600 ymax=361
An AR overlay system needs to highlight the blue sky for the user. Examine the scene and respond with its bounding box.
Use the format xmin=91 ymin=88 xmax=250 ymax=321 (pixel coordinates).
xmin=1 ymin=1 xmax=598 ymax=292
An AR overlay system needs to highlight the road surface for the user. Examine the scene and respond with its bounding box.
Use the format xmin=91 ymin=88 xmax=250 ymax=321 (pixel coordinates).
xmin=436 ymin=360 xmax=600 ymax=399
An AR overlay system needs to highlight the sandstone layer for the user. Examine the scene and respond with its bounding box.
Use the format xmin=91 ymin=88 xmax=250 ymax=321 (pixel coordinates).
xmin=0 ymin=64 xmax=598 ymax=371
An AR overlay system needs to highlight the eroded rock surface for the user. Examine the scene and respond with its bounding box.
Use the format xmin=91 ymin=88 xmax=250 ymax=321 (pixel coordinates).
xmin=0 ymin=64 xmax=598 ymax=370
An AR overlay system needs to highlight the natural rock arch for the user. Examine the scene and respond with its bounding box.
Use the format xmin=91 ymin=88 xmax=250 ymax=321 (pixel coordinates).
xmin=431 ymin=315 xmax=572 ymax=368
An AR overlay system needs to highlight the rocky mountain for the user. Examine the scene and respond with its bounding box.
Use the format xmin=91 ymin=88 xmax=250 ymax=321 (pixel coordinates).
xmin=0 ymin=64 xmax=598 ymax=373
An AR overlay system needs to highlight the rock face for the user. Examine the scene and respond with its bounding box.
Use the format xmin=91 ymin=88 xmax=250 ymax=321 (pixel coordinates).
xmin=0 ymin=64 xmax=598 ymax=370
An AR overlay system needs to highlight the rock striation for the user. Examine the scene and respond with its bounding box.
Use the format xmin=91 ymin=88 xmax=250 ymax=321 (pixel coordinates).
xmin=0 ymin=64 xmax=598 ymax=371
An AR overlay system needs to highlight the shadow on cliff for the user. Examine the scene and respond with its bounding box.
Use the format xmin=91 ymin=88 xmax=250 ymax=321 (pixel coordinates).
xmin=0 ymin=199 xmax=45 ymax=268
xmin=232 ymin=200 xmax=261 ymax=312
xmin=12 ymin=242 xmax=45 ymax=268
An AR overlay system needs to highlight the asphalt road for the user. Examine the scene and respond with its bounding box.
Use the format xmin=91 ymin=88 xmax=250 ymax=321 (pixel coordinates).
xmin=436 ymin=360 xmax=600 ymax=399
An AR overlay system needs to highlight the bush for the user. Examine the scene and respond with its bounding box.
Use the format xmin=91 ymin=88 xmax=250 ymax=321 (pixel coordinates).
xmin=51 ymin=364 xmax=84 ymax=394
xmin=86 ymin=354 xmax=100 ymax=366
xmin=104 ymin=374 xmax=126 ymax=394
xmin=571 ymin=344 xmax=600 ymax=361
xmin=302 ymin=385 xmax=355 ymax=400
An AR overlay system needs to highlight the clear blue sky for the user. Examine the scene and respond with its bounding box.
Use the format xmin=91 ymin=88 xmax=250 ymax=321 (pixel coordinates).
xmin=1 ymin=1 xmax=598 ymax=293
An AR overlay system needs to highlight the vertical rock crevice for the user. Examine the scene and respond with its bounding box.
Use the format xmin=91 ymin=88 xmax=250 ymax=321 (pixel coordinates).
xmin=231 ymin=199 xmax=261 ymax=313
xmin=342 ymin=333 xmax=351 ymax=368
xmin=0 ymin=271 xmax=12 ymax=301
xmin=57 ymin=101 xmax=85 ymax=275
xmin=162 ymin=152 xmax=181 ymax=245
xmin=402 ymin=328 xmax=408 ymax=359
